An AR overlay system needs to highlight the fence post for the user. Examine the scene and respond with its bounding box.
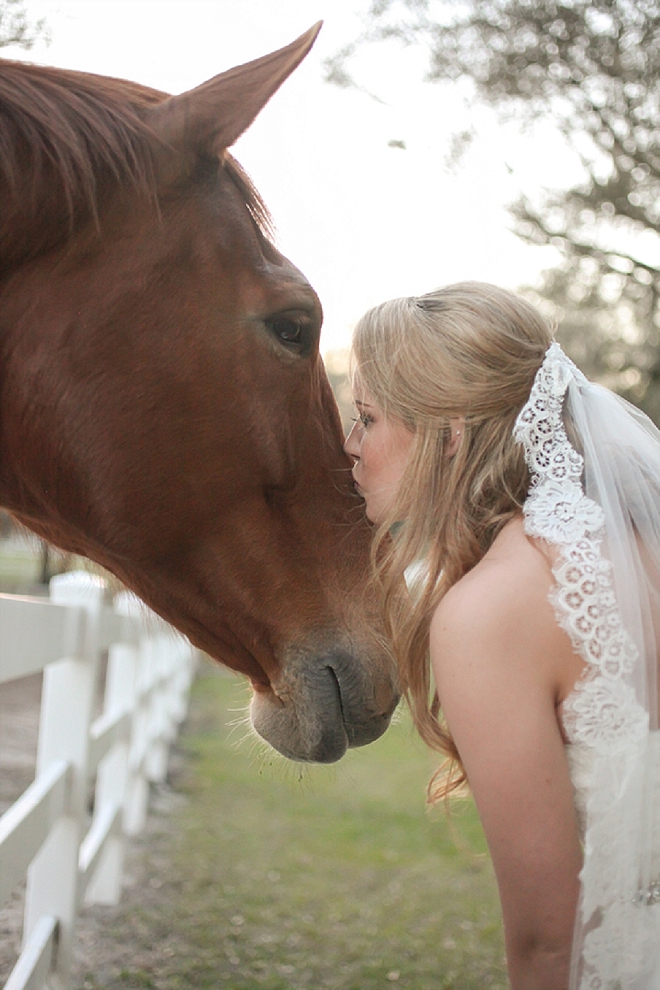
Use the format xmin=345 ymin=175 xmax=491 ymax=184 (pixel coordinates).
xmin=113 ymin=593 xmax=151 ymax=836
xmin=22 ymin=571 xmax=105 ymax=987
xmin=113 ymin=593 xmax=196 ymax=835
xmin=144 ymin=632 xmax=171 ymax=785
xmin=82 ymin=640 xmax=136 ymax=906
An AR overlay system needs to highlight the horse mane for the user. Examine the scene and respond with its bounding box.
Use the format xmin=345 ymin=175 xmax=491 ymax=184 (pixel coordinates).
xmin=0 ymin=60 xmax=273 ymax=267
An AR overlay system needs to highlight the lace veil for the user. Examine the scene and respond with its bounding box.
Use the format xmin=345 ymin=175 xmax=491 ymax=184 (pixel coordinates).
xmin=514 ymin=343 xmax=660 ymax=989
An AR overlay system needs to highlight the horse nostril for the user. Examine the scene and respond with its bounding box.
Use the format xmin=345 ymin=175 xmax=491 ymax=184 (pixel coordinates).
xmin=326 ymin=664 xmax=343 ymax=716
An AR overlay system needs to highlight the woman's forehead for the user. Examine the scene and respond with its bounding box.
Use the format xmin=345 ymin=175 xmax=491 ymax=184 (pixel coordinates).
xmin=350 ymin=373 xmax=375 ymax=404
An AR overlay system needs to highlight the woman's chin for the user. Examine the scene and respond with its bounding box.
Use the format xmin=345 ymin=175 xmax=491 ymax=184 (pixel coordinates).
xmin=364 ymin=503 xmax=383 ymax=525
xmin=359 ymin=491 xmax=390 ymax=526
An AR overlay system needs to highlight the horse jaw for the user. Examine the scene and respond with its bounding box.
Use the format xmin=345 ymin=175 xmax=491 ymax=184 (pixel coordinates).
xmin=144 ymin=22 xmax=322 ymax=182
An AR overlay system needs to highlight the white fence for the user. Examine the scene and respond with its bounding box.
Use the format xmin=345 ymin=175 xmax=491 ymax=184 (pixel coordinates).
xmin=0 ymin=571 xmax=197 ymax=990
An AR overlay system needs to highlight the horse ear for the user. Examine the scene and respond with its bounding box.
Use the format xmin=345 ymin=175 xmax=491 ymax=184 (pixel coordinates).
xmin=145 ymin=22 xmax=322 ymax=179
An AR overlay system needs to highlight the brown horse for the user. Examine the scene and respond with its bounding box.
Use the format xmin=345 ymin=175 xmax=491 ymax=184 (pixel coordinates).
xmin=0 ymin=26 xmax=398 ymax=762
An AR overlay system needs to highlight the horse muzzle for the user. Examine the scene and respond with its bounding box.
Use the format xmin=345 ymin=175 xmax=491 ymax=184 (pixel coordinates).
xmin=249 ymin=643 xmax=399 ymax=763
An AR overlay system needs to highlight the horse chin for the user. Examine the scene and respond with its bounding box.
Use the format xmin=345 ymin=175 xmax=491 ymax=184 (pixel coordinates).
xmin=249 ymin=645 xmax=400 ymax=764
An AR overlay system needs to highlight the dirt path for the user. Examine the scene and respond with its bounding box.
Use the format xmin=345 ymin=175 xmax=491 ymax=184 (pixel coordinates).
xmin=71 ymin=762 xmax=191 ymax=989
xmin=0 ymin=672 xmax=42 ymax=816
xmin=0 ymin=673 xmax=42 ymax=981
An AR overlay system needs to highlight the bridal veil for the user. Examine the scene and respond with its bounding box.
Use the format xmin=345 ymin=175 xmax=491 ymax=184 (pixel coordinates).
xmin=514 ymin=343 xmax=660 ymax=989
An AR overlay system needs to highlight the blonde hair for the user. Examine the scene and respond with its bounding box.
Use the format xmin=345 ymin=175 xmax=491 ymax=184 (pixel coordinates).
xmin=351 ymin=282 xmax=553 ymax=800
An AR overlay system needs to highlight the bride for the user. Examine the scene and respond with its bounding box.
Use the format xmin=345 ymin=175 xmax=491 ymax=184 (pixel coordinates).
xmin=344 ymin=282 xmax=660 ymax=990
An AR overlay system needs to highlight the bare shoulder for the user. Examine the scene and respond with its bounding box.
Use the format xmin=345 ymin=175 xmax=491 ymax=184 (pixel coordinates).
xmin=432 ymin=516 xmax=554 ymax=637
xmin=430 ymin=515 xmax=572 ymax=684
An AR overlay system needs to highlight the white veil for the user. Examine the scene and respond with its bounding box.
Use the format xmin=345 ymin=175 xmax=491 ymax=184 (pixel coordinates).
xmin=514 ymin=343 xmax=660 ymax=989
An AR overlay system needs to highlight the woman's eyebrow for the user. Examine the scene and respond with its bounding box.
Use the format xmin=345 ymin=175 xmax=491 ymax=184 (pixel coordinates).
xmin=355 ymin=399 xmax=373 ymax=409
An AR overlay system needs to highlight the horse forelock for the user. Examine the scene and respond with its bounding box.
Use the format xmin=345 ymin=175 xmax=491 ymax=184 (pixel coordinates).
xmin=223 ymin=152 xmax=275 ymax=245
xmin=0 ymin=60 xmax=274 ymax=267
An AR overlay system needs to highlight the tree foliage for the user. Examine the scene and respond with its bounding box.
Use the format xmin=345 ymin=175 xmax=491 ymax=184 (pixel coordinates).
xmin=0 ymin=0 xmax=48 ymax=50
xmin=328 ymin=0 xmax=660 ymax=418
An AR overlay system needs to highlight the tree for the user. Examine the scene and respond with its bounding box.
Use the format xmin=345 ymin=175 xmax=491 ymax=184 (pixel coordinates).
xmin=0 ymin=0 xmax=48 ymax=50
xmin=327 ymin=0 xmax=660 ymax=419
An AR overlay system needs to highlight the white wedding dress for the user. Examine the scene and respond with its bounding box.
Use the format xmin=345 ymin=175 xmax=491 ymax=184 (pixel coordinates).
xmin=564 ymin=735 xmax=660 ymax=988
xmin=515 ymin=344 xmax=660 ymax=989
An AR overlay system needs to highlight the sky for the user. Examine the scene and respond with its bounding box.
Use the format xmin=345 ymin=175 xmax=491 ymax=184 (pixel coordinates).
xmin=3 ymin=0 xmax=582 ymax=354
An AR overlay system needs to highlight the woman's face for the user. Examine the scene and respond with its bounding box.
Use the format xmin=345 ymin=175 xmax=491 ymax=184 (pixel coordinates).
xmin=344 ymin=380 xmax=415 ymax=525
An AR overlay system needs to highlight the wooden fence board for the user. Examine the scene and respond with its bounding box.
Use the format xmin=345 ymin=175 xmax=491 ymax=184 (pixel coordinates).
xmin=4 ymin=916 xmax=58 ymax=990
xmin=0 ymin=597 xmax=83 ymax=684
xmin=0 ymin=761 xmax=70 ymax=907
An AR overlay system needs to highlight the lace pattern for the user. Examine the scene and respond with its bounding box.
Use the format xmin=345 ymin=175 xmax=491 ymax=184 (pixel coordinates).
xmin=514 ymin=343 xmax=653 ymax=989
xmin=513 ymin=343 xmax=647 ymax=751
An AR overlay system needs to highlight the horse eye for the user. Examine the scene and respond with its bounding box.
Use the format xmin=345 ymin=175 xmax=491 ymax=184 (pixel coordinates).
xmin=274 ymin=319 xmax=301 ymax=342
xmin=265 ymin=311 xmax=312 ymax=351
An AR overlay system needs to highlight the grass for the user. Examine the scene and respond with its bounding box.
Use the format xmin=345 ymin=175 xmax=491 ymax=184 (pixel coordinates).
xmin=0 ymin=537 xmax=84 ymax=593
xmin=0 ymin=544 xmax=41 ymax=586
xmin=81 ymin=662 xmax=507 ymax=990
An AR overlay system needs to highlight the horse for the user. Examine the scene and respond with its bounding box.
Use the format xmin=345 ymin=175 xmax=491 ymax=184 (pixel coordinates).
xmin=0 ymin=25 xmax=398 ymax=763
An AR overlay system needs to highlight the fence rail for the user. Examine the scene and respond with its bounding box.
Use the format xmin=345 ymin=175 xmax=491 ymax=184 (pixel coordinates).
xmin=0 ymin=571 xmax=197 ymax=990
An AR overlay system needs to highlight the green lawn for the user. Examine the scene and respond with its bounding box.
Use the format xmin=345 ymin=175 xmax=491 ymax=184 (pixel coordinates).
xmin=83 ymin=662 xmax=507 ymax=990
xmin=0 ymin=543 xmax=41 ymax=587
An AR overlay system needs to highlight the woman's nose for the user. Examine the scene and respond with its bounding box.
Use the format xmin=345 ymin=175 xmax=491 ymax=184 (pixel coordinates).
xmin=344 ymin=421 xmax=360 ymax=460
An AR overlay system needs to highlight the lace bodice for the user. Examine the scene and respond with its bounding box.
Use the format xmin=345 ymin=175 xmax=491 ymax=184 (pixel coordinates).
xmin=566 ymin=738 xmax=660 ymax=853
xmin=564 ymin=743 xmax=591 ymax=840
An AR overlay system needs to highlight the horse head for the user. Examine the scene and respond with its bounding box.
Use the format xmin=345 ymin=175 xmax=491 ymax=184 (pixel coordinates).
xmin=0 ymin=26 xmax=399 ymax=762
